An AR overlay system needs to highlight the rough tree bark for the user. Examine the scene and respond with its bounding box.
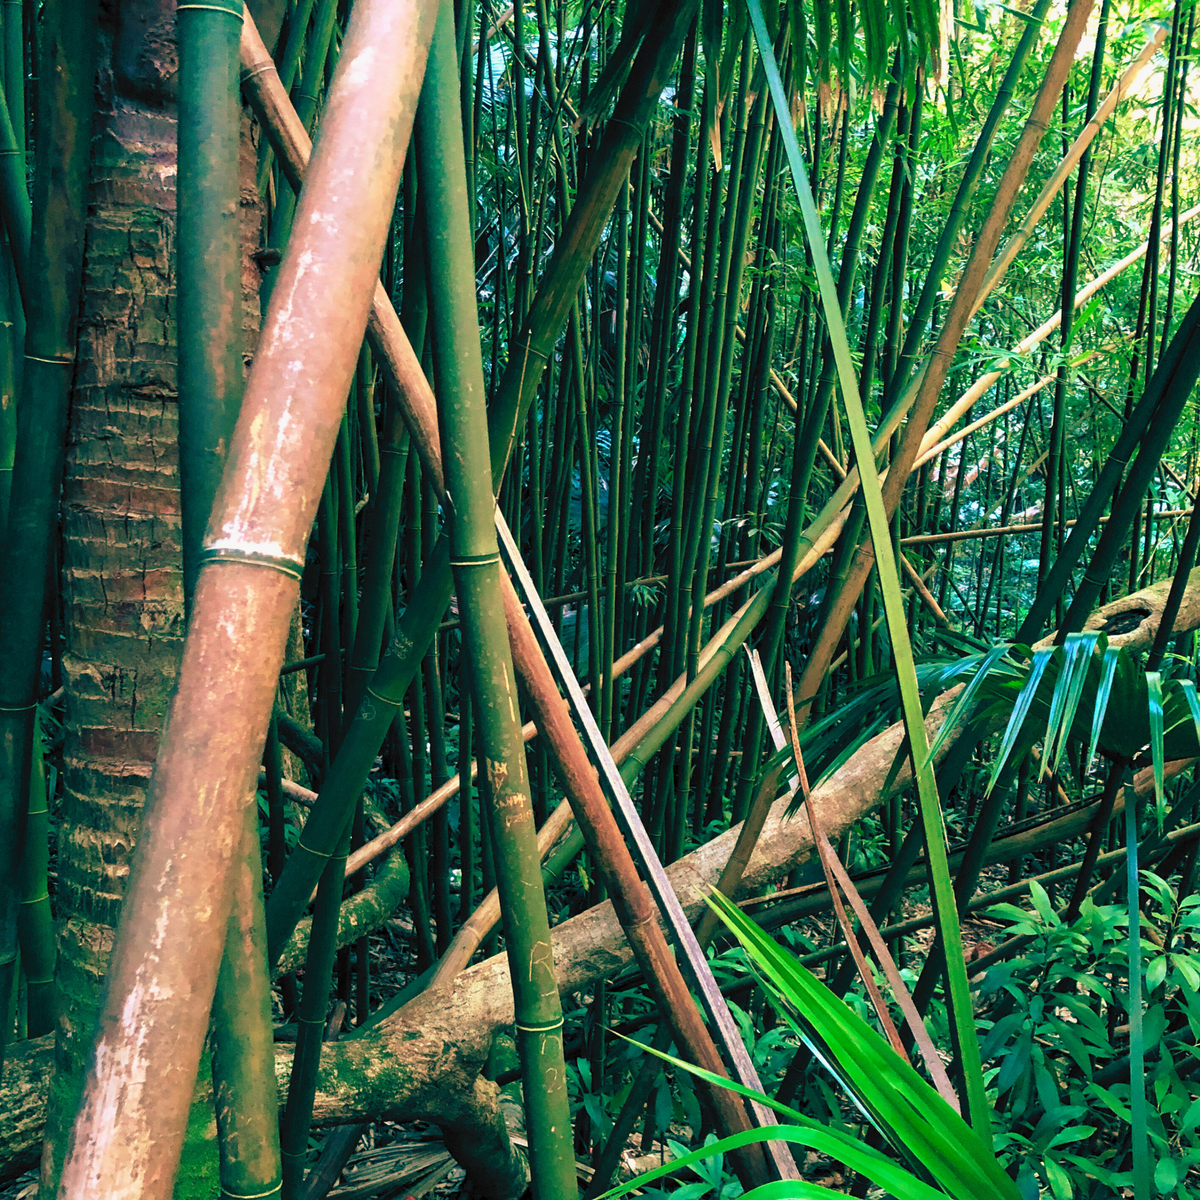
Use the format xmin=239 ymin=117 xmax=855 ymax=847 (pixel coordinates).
xmin=43 ymin=0 xmax=264 ymax=1186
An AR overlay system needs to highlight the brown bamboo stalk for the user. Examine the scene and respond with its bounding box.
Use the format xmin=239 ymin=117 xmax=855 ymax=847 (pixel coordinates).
xmin=55 ymin=4 xmax=437 ymax=1197
xmin=790 ymin=0 xmax=1097 ymax=723
xmin=975 ymin=26 xmax=1168 ymax=304
xmin=900 ymin=509 xmax=1194 ymax=546
xmin=899 ymin=553 xmax=953 ymax=627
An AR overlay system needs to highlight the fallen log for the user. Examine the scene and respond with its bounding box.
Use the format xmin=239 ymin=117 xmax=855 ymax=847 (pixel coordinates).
xmin=1034 ymin=566 xmax=1200 ymax=651
xmin=0 ymin=689 xmax=958 ymax=1188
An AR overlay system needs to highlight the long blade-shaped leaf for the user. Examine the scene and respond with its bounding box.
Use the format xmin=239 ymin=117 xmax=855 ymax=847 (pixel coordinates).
xmin=1177 ymin=678 xmax=1200 ymax=750
xmin=1086 ymin=642 xmax=1121 ymax=770
xmin=922 ymin=642 xmax=1013 ymax=768
xmin=745 ymin=0 xmax=990 ymax=1134
xmin=598 ymin=1123 xmax=946 ymax=1200
xmin=988 ymin=645 xmax=1056 ymax=793
xmin=1146 ymin=670 xmax=1165 ymax=827
xmin=705 ymin=893 xmax=1022 ymax=1200
xmin=1046 ymin=632 xmax=1099 ymax=776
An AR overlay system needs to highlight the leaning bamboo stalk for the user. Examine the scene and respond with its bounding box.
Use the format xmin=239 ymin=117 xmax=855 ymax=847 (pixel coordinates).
xmin=791 ymin=0 xmax=1097 ymax=720
xmin=254 ymin=0 xmax=702 ymax=967
xmin=900 ymin=509 xmax=1195 ymax=547
xmin=915 ymin=367 xmax=1064 ymax=473
xmin=975 ymin=25 xmax=1168 ymax=307
xmin=919 ymin=192 xmax=1200 ymax=450
xmin=55 ymin=3 xmax=436 ymax=1196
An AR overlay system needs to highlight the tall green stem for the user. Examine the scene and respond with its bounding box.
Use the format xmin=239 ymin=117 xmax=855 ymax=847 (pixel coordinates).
xmin=0 ymin=0 xmax=98 ymax=1077
xmin=417 ymin=7 xmax=576 ymax=1196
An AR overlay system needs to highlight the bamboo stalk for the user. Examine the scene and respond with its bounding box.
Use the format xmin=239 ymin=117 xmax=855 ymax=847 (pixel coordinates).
xmin=0 ymin=0 xmax=98 ymax=1077
xmin=255 ymin=0 xmax=701 ymax=967
xmin=415 ymin=8 xmax=576 ymax=1196
xmin=900 ymin=509 xmax=1194 ymax=546
xmin=975 ymin=26 xmax=1168 ymax=307
xmin=212 ymin=803 xmax=283 ymax=1200
xmin=791 ymin=0 xmax=1098 ymax=726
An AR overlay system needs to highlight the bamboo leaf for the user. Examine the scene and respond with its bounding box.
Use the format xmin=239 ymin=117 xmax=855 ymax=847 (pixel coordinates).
xmin=1086 ymin=641 xmax=1121 ymax=770
xmin=1147 ymin=670 xmax=1165 ymax=828
xmin=988 ymin=645 xmax=1055 ymax=793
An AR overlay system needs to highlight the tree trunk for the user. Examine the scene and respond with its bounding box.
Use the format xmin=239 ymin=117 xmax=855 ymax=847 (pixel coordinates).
xmin=44 ymin=2 xmax=264 ymax=1185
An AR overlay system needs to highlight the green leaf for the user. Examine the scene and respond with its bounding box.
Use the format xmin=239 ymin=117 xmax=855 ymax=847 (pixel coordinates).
xmin=1087 ymin=643 xmax=1120 ymax=770
xmin=597 ymin=1128 xmax=945 ymax=1200
xmin=744 ymin=0 xmax=990 ymax=1134
xmin=921 ymin=642 xmax=1012 ymax=769
xmin=988 ymin=646 xmax=1056 ymax=793
xmin=1146 ymin=670 xmax=1165 ymax=827
xmin=1046 ymin=632 xmax=1099 ymax=776
xmin=698 ymin=893 xmax=1023 ymax=1200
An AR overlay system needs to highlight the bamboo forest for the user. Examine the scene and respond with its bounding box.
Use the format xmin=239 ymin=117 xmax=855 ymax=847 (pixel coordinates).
xmin=6 ymin=0 xmax=1200 ymax=1196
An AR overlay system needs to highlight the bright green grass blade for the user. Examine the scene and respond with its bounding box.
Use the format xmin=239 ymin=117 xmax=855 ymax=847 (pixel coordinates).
xmin=1146 ymin=670 xmax=1165 ymax=829
xmin=1048 ymin=632 xmax=1099 ymax=777
xmin=617 ymin=1030 xmax=991 ymax=1200
xmin=922 ymin=642 xmax=1012 ymax=769
xmin=987 ymin=645 xmax=1056 ymax=793
xmin=595 ymin=1125 xmax=946 ymax=1200
xmin=745 ymin=0 xmax=990 ymax=1136
xmin=1086 ymin=641 xmax=1120 ymax=770
xmin=1177 ymin=678 xmax=1200 ymax=750
xmin=707 ymin=893 xmax=1022 ymax=1200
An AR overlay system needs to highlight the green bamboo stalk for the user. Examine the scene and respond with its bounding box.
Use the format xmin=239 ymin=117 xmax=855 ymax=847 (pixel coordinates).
xmin=600 ymin=174 xmax=631 ymax=741
xmin=17 ymin=708 xmax=55 ymax=1038
xmin=1058 ymin=291 xmax=1200 ymax=636
xmin=212 ymin=802 xmax=283 ymax=1200
xmin=416 ymin=6 xmax=576 ymax=1194
xmin=0 ymin=0 xmax=98 ymax=1078
xmin=347 ymin=407 xmax=410 ymax=713
xmin=178 ymin=6 xmax=285 ymax=1198
xmin=178 ymin=0 xmax=244 ymax=614
xmin=280 ymin=824 xmax=350 ymax=1200
xmin=885 ymin=0 xmax=1055 ymax=409
xmin=255 ymin=0 xmax=318 ymax=194
xmin=0 ymin=0 xmax=18 ymax=541
xmin=0 ymin=70 xmax=29 ymax=312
